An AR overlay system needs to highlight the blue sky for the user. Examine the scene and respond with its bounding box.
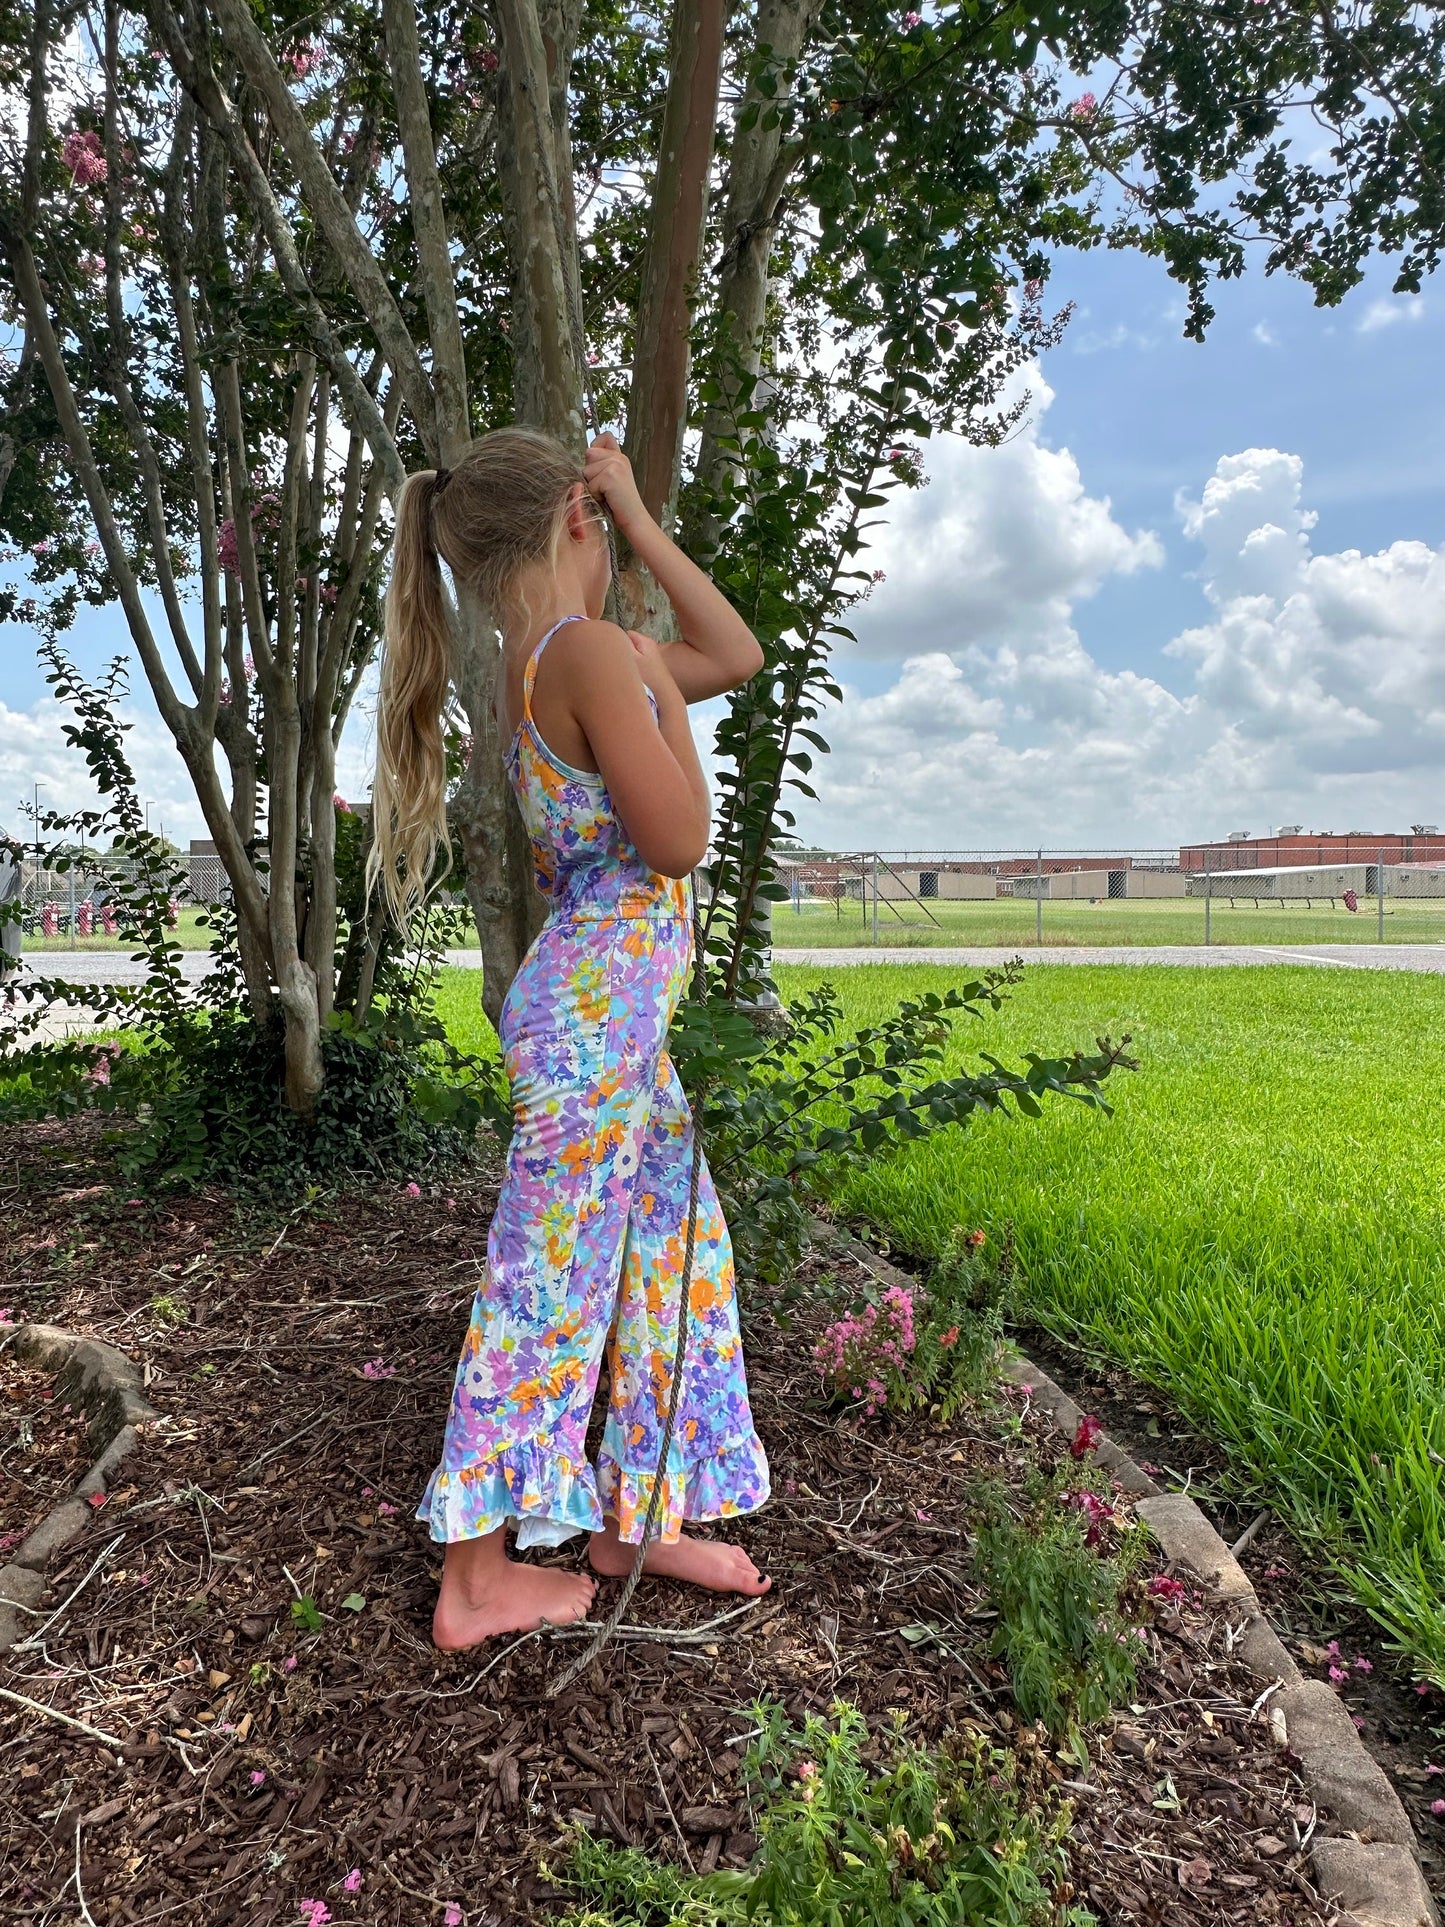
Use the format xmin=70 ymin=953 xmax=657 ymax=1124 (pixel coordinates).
xmin=4 ymin=233 xmax=1442 ymax=850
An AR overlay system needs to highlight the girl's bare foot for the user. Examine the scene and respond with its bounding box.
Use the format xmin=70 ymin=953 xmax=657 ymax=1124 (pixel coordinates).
xmin=588 ymin=1519 xmax=771 ymax=1595
xmin=433 ymin=1526 xmax=596 ymax=1650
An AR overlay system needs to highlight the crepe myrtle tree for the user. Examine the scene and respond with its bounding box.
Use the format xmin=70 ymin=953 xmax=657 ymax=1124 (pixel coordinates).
xmin=5 ymin=0 xmax=1444 ymax=1097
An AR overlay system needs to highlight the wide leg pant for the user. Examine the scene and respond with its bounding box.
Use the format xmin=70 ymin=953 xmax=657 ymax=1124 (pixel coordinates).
xmin=416 ymin=913 xmax=770 ymax=1546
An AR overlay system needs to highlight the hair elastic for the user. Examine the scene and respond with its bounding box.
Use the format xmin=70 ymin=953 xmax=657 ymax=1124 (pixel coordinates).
xmin=434 ymin=465 xmax=452 ymax=492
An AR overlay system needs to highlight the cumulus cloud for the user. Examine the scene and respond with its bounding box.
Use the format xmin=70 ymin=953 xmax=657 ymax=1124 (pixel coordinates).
xmin=847 ymin=374 xmax=1161 ymax=666
xmin=0 ymin=689 xmax=202 ymax=846
xmin=1357 ymin=296 xmax=1426 ymax=334
xmin=792 ymin=442 xmax=1445 ymax=849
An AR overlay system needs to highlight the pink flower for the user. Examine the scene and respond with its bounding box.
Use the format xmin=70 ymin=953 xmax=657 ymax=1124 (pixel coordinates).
xmin=1069 ymin=92 xmax=1097 ymax=120
xmin=1147 ymin=1575 xmax=1186 ymax=1604
xmin=1433 ymin=1799 xmax=1445 ymax=1816
xmin=0 ymin=1310 xmax=12 ymax=1326
xmin=299 ymin=1904 xmax=331 ymax=1927
xmin=1328 ymin=1664 xmax=1348 ymax=1684
xmin=901 ymin=9 xmax=922 ymax=23
xmin=361 ymin=1357 xmax=396 ymax=1380
xmin=937 ymin=1325 xmax=958 ymax=1348
xmin=404 ymin=1181 xmax=421 ymax=1199
xmin=284 ymin=1655 xmax=298 ymax=1672
xmin=1354 ymin=1656 xmax=1373 ymax=1673
xmin=1425 ymin=1763 xmax=1444 ymax=1776
xmin=966 ymin=1228 xmax=986 ymax=1247
xmin=62 ymin=128 xmax=108 ymax=187
xmin=250 ymin=1770 xmax=267 ymax=1786
xmin=1263 ymin=1563 xmax=1286 ymax=1578
xmin=1352 ymin=1715 xmax=1366 ymax=1729
xmin=87 ymin=1492 xmax=108 ymax=1509
xmin=1418 ymin=1683 xmax=1433 ymax=1697
xmin=444 ymin=1909 xmax=463 ymax=1927
xmin=342 ymin=1870 xmax=362 ymax=1893
xmin=31 ymin=537 xmax=54 ymax=558
xmin=285 ymin=42 xmax=316 ymax=77
xmin=333 ymin=793 xmax=350 ymax=812
xmin=378 ymin=1501 xmax=399 ymax=1516
xmin=218 ymin=520 xmax=240 ymax=574
xmin=1326 ymin=1639 xmax=1341 ymax=1657
xmin=1070 ymin=1413 xmax=1102 ymax=1458
xmin=479 ymin=48 xmax=499 ymax=72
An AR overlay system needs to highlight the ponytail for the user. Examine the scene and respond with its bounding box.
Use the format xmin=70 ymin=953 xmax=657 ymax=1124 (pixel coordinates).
xmin=368 ymin=427 xmax=595 ymax=926
xmin=369 ymin=469 xmax=452 ymax=927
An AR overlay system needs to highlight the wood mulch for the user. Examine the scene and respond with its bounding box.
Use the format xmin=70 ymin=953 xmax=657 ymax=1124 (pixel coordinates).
xmin=2 ymin=1117 xmax=1347 ymax=1924
xmin=0 ymin=1353 xmax=94 ymax=1555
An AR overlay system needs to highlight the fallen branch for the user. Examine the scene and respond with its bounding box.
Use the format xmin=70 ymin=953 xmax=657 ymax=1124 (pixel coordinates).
xmin=0 ymin=1685 xmax=128 ymax=1751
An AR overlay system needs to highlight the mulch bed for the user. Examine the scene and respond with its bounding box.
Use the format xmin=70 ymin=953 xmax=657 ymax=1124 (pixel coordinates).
xmin=0 ymin=1353 xmax=94 ymax=1555
xmin=1015 ymin=1322 xmax=1445 ymax=1897
xmin=2 ymin=1117 xmax=1350 ymax=1924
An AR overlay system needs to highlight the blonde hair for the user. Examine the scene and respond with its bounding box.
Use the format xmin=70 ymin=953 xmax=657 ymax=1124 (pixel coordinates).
xmin=369 ymin=426 xmax=598 ymax=927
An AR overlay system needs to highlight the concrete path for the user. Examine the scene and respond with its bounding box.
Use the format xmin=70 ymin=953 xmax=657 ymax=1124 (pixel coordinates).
xmin=14 ymin=940 xmax=1445 ymax=1000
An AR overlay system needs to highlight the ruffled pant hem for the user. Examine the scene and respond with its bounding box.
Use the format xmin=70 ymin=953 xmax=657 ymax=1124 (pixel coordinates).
xmin=415 ymin=1431 xmax=770 ymax=1547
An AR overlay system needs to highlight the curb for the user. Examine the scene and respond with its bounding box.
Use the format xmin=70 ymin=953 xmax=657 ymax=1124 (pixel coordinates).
xmin=0 ymin=1323 xmax=159 ymax=1656
xmin=819 ymin=1225 xmax=1440 ymax=1927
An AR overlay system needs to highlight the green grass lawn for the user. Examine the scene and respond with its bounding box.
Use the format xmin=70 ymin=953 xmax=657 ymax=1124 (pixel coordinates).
xmin=768 ymin=892 xmax=1445 ymax=948
xmin=435 ymin=957 xmax=1445 ymax=1679
xmin=772 ymin=960 xmax=1445 ymax=1682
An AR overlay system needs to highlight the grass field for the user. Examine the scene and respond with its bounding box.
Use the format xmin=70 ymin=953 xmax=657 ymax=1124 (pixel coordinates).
xmin=769 ymin=892 xmax=1445 ymax=948
xmin=435 ymin=957 xmax=1445 ymax=1679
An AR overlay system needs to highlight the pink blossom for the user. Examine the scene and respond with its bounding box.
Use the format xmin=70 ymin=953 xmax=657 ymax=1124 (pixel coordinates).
xmin=87 ymin=1491 xmax=108 ymax=1509
xmin=1147 ymin=1575 xmax=1186 ymax=1604
xmin=62 ymin=129 xmax=108 ymax=187
xmin=1352 ymin=1715 xmax=1366 ymax=1729
xmin=342 ymin=1871 xmax=362 ymax=1894
xmin=284 ymin=1655 xmax=298 ymax=1672
xmin=378 ymin=1502 xmax=398 ymax=1517
xmin=320 ymin=582 xmax=338 ymax=605
xmin=1329 ymin=1664 xmax=1348 ymax=1684
xmin=404 ymin=1181 xmax=421 ymax=1199
xmin=361 ymin=1358 xmax=396 ymax=1380
xmin=285 ymin=41 xmax=316 ymax=78
xmin=299 ymin=1904 xmax=331 ymax=1927
xmin=1263 ymin=1563 xmax=1286 ymax=1578
xmin=1433 ymin=1799 xmax=1445 ymax=1816
xmin=218 ymin=519 xmax=240 ymax=574
xmin=1069 ymin=92 xmax=1097 ymax=121
xmin=1070 ymin=1413 xmax=1102 ymax=1458
xmin=479 ymin=49 xmax=499 ymax=72
xmin=1326 ymin=1639 xmax=1341 ymax=1657
xmin=1426 ymin=1763 xmax=1444 ymax=1776
xmin=937 ymin=1325 xmax=958 ymax=1348
xmin=1023 ymin=278 xmax=1043 ymax=300
xmin=250 ymin=1769 xmax=267 ymax=1786
xmin=333 ymin=794 xmax=350 ymax=813
xmin=901 ymin=9 xmax=922 ymax=23
xmin=444 ymin=1909 xmax=463 ymax=1927
xmin=966 ymin=1228 xmax=986 ymax=1248
xmin=1354 ymin=1656 xmax=1373 ymax=1673
xmin=31 ymin=538 xmax=54 ymax=558
xmin=0 ymin=1310 xmax=12 ymax=1327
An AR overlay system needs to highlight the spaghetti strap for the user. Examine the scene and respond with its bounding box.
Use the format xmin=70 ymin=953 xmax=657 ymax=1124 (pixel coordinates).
xmin=522 ymin=612 xmax=587 ymax=719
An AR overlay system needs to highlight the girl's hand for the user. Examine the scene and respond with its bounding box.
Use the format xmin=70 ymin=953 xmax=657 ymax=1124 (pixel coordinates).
xmin=584 ymin=432 xmax=647 ymax=532
xmin=626 ymin=629 xmax=675 ymax=702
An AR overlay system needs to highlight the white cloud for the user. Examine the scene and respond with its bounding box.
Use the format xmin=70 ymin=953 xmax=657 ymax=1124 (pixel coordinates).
xmin=791 ymin=443 xmax=1445 ymax=849
xmin=1251 ymin=321 xmax=1278 ymax=348
xmin=0 ymin=690 xmax=202 ymax=846
xmin=1357 ymin=296 xmax=1426 ymax=334
xmin=846 ymin=374 xmax=1161 ymax=668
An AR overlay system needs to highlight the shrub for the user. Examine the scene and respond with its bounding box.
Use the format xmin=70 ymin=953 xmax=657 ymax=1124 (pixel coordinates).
xmin=552 ymin=1700 xmax=1094 ymax=1927
xmin=813 ymin=1226 xmax=1017 ymax=1421
xmin=972 ymin=1469 xmax=1147 ymax=1737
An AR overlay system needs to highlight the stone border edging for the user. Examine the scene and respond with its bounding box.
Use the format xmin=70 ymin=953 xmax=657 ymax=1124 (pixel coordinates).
xmin=0 ymin=1323 xmax=159 ymax=1656
xmin=816 ymin=1223 xmax=1440 ymax=1927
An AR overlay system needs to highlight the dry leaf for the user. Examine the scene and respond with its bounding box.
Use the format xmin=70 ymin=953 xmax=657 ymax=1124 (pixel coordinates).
xmin=1178 ymin=1855 xmax=1213 ymax=1890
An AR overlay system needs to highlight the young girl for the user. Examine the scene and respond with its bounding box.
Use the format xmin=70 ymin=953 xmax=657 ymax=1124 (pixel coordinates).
xmin=372 ymin=427 xmax=772 ymax=1649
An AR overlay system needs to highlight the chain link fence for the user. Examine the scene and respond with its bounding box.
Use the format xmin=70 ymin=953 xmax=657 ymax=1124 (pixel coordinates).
xmin=770 ymin=848 xmax=1445 ymax=949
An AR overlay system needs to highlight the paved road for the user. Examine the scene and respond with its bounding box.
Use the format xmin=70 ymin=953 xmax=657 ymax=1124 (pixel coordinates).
xmin=14 ymin=940 xmax=1445 ymax=996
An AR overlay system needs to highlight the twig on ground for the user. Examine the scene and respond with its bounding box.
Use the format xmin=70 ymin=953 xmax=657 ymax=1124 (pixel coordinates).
xmin=13 ymin=1532 xmax=126 ymax=1651
xmin=645 ymin=1734 xmax=697 ymax=1871
xmin=0 ymin=1686 xmax=127 ymax=1752
xmin=1230 ymin=1509 xmax=1270 ymax=1557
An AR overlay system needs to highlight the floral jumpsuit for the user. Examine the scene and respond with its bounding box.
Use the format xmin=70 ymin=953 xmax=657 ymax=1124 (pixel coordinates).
xmin=417 ymin=614 xmax=771 ymax=1548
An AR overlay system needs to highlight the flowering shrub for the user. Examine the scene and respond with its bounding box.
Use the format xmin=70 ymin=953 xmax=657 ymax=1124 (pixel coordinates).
xmin=814 ymin=1282 xmax=917 ymax=1414
xmin=813 ymin=1225 xmax=1016 ymax=1422
xmin=62 ymin=128 xmax=107 ymax=187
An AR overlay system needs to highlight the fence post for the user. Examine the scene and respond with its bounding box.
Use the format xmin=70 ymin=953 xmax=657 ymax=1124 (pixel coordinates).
xmin=1204 ymin=848 xmax=1212 ymax=946
xmin=1378 ymin=847 xmax=1385 ymax=942
xmin=1035 ymin=849 xmax=1043 ymax=945
xmin=871 ymin=853 xmax=880 ymax=946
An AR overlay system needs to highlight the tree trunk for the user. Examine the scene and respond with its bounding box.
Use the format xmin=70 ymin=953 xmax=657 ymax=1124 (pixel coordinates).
xmin=687 ymin=0 xmax=815 ymax=562
xmin=615 ymin=0 xmax=726 ymax=630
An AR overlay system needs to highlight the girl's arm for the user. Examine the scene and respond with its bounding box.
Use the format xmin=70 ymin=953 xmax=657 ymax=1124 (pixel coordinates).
xmin=585 ymin=434 xmax=764 ymax=702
